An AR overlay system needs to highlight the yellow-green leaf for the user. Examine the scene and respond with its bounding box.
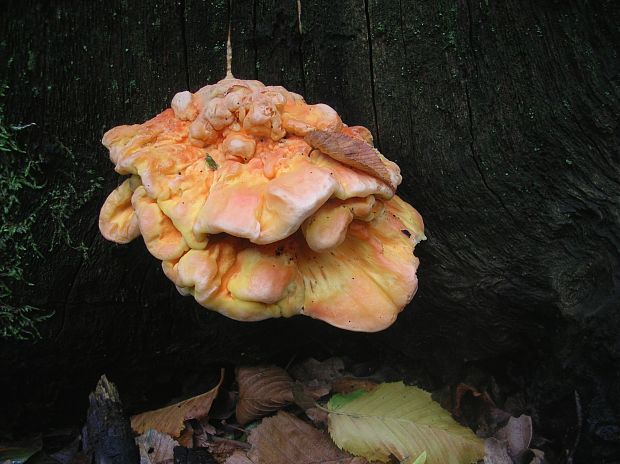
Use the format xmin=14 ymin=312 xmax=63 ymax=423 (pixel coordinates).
xmin=327 ymin=382 xmax=484 ymax=464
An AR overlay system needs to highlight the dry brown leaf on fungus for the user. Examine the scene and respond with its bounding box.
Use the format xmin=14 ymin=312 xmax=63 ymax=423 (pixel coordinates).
xmin=245 ymin=411 xmax=368 ymax=464
xmin=131 ymin=368 xmax=224 ymax=437
xmin=304 ymin=130 xmax=397 ymax=190
xmin=236 ymin=366 xmax=294 ymax=425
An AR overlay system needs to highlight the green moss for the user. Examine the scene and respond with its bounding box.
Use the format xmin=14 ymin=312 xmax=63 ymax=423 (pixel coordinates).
xmin=0 ymin=83 xmax=103 ymax=340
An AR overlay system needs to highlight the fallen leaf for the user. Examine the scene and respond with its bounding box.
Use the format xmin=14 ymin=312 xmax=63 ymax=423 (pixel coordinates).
xmin=495 ymin=415 xmax=532 ymax=458
xmin=0 ymin=437 xmax=42 ymax=464
xmin=224 ymin=451 xmax=253 ymax=464
xmin=209 ymin=391 xmax=238 ymax=420
xmin=453 ymin=383 xmax=496 ymax=419
xmin=530 ymin=449 xmax=545 ymax=463
xmin=305 ymin=130 xmax=396 ymax=190
xmin=292 ymin=382 xmax=318 ymax=411
xmin=328 ymin=382 xmax=485 ymax=464
xmin=483 ymin=438 xmax=511 ymax=464
xmin=173 ymin=446 xmax=217 ymax=464
xmin=235 ymin=367 xmax=293 ymax=425
xmin=290 ymin=357 xmax=345 ymax=385
xmin=136 ymin=429 xmax=178 ymax=464
xmin=247 ymin=411 xmax=367 ymax=464
xmin=206 ymin=438 xmax=250 ymax=463
xmin=305 ymin=407 xmax=329 ymax=427
xmin=176 ymin=426 xmax=194 ymax=448
xmin=131 ymin=369 xmax=224 ymax=437
xmin=332 ymin=377 xmax=379 ymax=395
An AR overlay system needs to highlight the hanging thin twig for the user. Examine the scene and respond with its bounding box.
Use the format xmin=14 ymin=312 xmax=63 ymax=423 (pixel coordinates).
xmin=226 ymin=0 xmax=234 ymax=78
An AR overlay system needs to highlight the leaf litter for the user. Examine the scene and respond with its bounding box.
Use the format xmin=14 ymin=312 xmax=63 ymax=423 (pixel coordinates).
xmin=3 ymin=358 xmax=549 ymax=464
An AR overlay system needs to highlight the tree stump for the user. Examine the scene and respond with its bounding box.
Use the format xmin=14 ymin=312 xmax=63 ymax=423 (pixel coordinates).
xmin=0 ymin=1 xmax=618 ymax=460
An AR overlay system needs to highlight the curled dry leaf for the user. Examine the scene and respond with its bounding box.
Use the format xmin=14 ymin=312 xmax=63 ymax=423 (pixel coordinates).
xmin=495 ymin=415 xmax=533 ymax=459
xmin=292 ymin=382 xmax=319 ymax=411
xmin=305 ymin=130 xmax=397 ymax=190
xmin=290 ymin=357 xmax=346 ymax=401
xmin=176 ymin=425 xmax=194 ymax=448
xmin=206 ymin=438 xmax=250 ymax=463
xmin=453 ymin=383 xmax=496 ymax=419
xmin=289 ymin=357 xmax=345 ymax=385
xmin=483 ymin=438 xmax=512 ymax=464
xmin=235 ymin=366 xmax=294 ymax=425
xmin=136 ymin=429 xmax=179 ymax=464
xmin=131 ymin=369 xmax=224 ymax=437
xmin=247 ymin=411 xmax=368 ymax=464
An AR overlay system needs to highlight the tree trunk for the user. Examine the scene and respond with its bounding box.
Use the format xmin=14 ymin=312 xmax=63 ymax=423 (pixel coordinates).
xmin=1 ymin=1 xmax=618 ymax=461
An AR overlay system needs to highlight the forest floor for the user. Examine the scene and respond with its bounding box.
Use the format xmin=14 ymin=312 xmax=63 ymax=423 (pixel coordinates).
xmin=0 ymin=356 xmax=568 ymax=464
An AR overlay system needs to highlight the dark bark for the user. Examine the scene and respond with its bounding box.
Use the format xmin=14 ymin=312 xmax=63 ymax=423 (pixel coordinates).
xmin=86 ymin=376 xmax=139 ymax=464
xmin=0 ymin=1 xmax=619 ymax=461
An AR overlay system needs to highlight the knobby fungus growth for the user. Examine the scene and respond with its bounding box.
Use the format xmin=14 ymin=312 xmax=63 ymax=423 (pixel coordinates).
xmin=99 ymin=77 xmax=424 ymax=331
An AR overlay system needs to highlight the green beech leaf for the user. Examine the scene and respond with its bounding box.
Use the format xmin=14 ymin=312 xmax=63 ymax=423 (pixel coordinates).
xmin=327 ymin=382 xmax=484 ymax=464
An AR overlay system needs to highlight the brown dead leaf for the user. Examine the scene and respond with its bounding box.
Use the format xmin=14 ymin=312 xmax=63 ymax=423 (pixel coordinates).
xmin=453 ymin=383 xmax=497 ymax=419
xmin=332 ymin=377 xmax=379 ymax=395
xmin=530 ymin=449 xmax=545 ymax=463
xmin=290 ymin=357 xmax=346 ymax=402
xmin=235 ymin=366 xmax=294 ymax=425
xmin=290 ymin=357 xmax=345 ymax=385
xmin=176 ymin=426 xmax=194 ymax=448
xmin=131 ymin=369 xmax=224 ymax=437
xmin=247 ymin=411 xmax=368 ymax=464
xmin=136 ymin=429 xmax=178 ymax=464
xmin=305 ymin=407 xmax=329 ymax=427
xmin=173 ymin=447 xmax=217 ymax=464
xmin=305 ymin=130 xmax=396 ymax=190
xmin=292 ymin=382 xmax=318 ymax=411
xmin=495 ymin=415 xmax=533 ymax=459
xmin=483 ymin=438 xmax=511 ymax=464
xmin=207 ymin=438 xmax=251 ymax=463
xmin=224 ymin=451 xmax=253 ymax=464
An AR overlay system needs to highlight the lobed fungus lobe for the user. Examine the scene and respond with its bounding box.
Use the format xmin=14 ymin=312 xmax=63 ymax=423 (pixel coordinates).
xmin=99 ymin=77 xmax=424 ymax=332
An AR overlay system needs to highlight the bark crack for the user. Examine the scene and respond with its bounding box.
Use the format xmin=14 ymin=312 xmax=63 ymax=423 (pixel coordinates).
xmin=464 ymin=81 xmax=519 ymax=225
xmin=363 ymin=0 xmax=381 ymax=150
xmin=54 ymin=231 xmax=95 ymax=341
xmin=178 ymin=0 xmax=190 ymax=90
xmin=463 ymin=0 xmax=521 ymax=227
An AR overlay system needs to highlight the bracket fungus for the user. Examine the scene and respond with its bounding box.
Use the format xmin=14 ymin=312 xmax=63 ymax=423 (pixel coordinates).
xmin=99 ymin=77 xmax=425 ymax=331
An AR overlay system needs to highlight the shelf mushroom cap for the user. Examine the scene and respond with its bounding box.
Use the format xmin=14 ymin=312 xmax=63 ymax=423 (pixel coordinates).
xmin=99 ymin=77 xmax=424 ymax=332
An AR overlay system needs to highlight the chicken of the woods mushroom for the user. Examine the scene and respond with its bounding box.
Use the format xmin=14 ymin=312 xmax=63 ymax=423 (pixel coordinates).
xmin=99 ymin=77 xmax=425 ymax=332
